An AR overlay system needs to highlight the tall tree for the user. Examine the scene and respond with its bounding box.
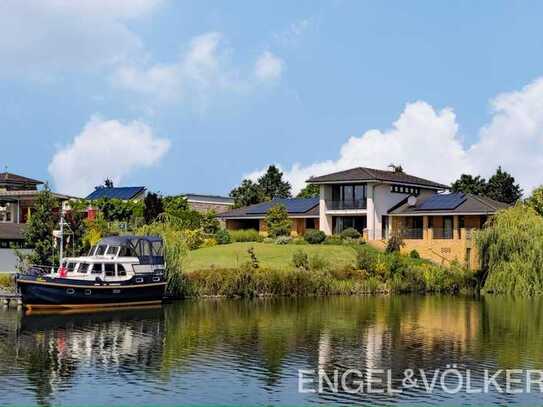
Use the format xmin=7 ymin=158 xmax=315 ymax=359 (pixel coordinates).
xmin=451 ymin=174 xmax=488 ymax=195
xmin=104 ymin=178 xmax=114 ymax=188
xmin=526 ymin=185 xmax=543 ymax=216
xmin=265 ymin=204 xmax=292 ymax=237
xmin=143 ymin=192 xmax=164 ymax=224
xmin=229 ymin=179 xmax=266 ymax=208
xmin=486 ymin=166 xmax=522 ymax=204
xmin=257 ymin=165 xmax=291 ymax=199
xmin=297 ymin=184 xmax=320 ymax=198
xmin=23 ymin=185 xmax=59 ymax=266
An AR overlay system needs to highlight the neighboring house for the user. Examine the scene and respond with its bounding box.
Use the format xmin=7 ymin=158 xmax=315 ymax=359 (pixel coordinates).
xmin=219 ymin=198 xmax=320 ymax=236
xmin=86 ymin=186 xmax=147 ymax=201
xmin=307 ymin=167 xmax=448 ymax=239
xmin=386 ymin=192 xmax=509 ymax=269
xmin=182 ymin=194 xmax=234 ymax=214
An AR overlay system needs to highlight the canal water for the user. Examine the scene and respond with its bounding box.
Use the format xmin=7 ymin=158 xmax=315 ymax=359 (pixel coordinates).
xmin=0 ymin=295 xmax=541 ymax=406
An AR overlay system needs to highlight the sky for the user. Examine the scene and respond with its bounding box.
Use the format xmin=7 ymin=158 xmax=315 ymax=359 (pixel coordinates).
xmin=2 ymin=0 xmax=543 ymax=198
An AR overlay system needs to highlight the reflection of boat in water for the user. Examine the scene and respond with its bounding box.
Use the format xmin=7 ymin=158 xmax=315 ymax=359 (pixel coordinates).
xmin=16 ymin=236 xmax=167 ymax=310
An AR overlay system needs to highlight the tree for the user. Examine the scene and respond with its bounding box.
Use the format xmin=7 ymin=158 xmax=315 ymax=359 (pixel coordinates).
xmin=388 ymin=164 xmax=404 ymax=173
xmin=229 ymin=179 xmax=266 ymax=208
xmin=144 ymin=192 xmax=164 ymax=224
xmin=451 ymin=174 xmax=488 ymax=195
xmin=265 ymin=204 xmax=291 ymax=237
xmin=297 ymin=184 xmax=320 ymax=198
xmin=201 ymin=210 xmax=220 ymax=234
xmin=526 ymin=186 xmax=543 ymax=216
xmin=486 ymin=167 xmax=522 ymax=204
xmin=257 ymin=165 xmax=291 ymax=199
xmin=162 ymin=195 xmax=202 ymax=230
xmin=22 ymin=185 xmax=59 ymax=266
xmin=104 ymin=178 xmax=114 ymax=188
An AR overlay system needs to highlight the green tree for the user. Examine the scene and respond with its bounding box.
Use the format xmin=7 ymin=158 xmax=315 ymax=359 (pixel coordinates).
xmin=201 ymin=210 xmax=220 ymax=234
xmin=297 ymin=184 xmax=320 ymax=198
xmin=265 ymin=204 xmax=291 ymax=237
xmin=144 ymin=192 xmax=164 ymax=224
xmin=229 ymin=179 xmax=266 ymax=208
xmin=23 ymin=186 xmax=59 ymax=266
xmin=486 ymin=167 xmax=522 ymax=204
xmin=257 ymin=165 xmax=292 ymax=199
xmin=526 ymin=185 xmax=543 ymax=216
xmin=104 ymin=178 xmax=114 ymax=188
xmin=162 ymin=195 xmax=203 ymax=230
xmin=451 ymin=174 xmax=488 ymax=195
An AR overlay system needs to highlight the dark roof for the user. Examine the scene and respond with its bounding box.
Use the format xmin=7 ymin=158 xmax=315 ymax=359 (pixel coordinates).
xmin=182 ymin=194 xmax=234 ymax=205
xmin=0 ymin=223 xmax=25 ymax=240
xmin=308 ymin=167 xmax=448 ymax=189
xmin=0 ymin=172 xmax=43 ymax=185
xmin=219 ymin=198 xmax=320 ymax=219
xmin=388 ymin=193 xmax=510 ymax=215
xmin=86 ymin=186 xmax=146 ymax=200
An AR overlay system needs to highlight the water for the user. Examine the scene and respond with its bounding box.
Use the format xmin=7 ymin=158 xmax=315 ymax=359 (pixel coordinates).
xmin=0 ymin=295 xmax=542 ymax=406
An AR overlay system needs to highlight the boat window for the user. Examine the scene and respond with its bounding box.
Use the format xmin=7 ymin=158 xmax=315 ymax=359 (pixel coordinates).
xmin=78 ymin=263 xmax=89 ymax=274
xmin=88 ymin=246 xmax=96 ymax=256
xmin=104 ymin=263 xmax=115 ymax=277
xmin=106 ymin=246 xmax=119 ymax=256
xmin=95 ymin=245 xmax=107 ymax=256
xmin=117 ymin=264 xmax=127 ymax=277
xmin=90 ymin=264 xmax=102 ymax=274
xmin=119 ymin=245 xmax=136 ymax=257
xmin=67 ymin=262 xmax=76 ymax=272
xmin=152 ymin=241 xmax=164 ymax=256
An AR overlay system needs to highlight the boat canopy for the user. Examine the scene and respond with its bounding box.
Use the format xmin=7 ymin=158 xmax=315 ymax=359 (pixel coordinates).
xmin=97 ymin=235 xmax=164 ymax=265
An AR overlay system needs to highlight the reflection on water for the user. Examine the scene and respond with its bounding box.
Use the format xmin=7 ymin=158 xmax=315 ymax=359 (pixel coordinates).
xmin=0 ymin=295 xmax=542 ymax=405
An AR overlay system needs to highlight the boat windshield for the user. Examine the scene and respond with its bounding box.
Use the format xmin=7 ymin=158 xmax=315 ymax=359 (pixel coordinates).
xmin=78 ymin=263 xmax=90 ymax=274
xmin=106 ymin=246 xmax=119 ymax=256
xmin=87 ymin=246 xmax=96 ymax=256
xmin=95 ymin=245 xmax=107 ymax=256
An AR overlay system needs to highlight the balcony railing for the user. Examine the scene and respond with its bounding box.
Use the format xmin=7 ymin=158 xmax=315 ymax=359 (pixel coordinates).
xmin=398 ymin=228 xmax=424 ymax=240
xmin=328 ymin=199 xmax=366 ymax=210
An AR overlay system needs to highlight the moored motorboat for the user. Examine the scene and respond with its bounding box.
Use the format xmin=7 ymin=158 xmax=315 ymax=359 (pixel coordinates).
xmin=16 ymin=236 xmax=167 ymax=310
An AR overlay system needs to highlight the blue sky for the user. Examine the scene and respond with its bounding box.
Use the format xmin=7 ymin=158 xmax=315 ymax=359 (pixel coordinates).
xmin=3 ymin=1 xmax=543 ymax=197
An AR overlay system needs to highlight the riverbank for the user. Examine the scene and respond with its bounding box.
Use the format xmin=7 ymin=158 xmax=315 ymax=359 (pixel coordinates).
xmin=178 ymin=242 xmax=475 ymax=298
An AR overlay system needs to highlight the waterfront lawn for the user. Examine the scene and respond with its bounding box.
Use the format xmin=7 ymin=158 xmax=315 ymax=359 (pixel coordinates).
xmin=184 ymin=242 xmax=356 ymax=272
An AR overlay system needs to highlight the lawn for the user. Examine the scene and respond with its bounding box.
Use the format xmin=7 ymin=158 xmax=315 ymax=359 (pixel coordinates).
xmin=183 ymin=242 xmax=357 ymax=272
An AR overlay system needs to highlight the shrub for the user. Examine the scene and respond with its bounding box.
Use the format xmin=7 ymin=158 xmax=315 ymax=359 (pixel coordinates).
xmin=409 ymin=249 xmax=420 ymax=259
xmin=215 ymin=229 xmax=231 ymax=245
xmin=356 ymin=245 xmax=379 ymax=274
xmin=385 ymin=233 xmax=405 ymax=253
xmin=230 ymin=229 xmax=263 ymax=243
xmin=292 ymin=250 xmax=309 ymax=269
xmin=182 ymin=229 xmax=205 ymax=250
xmin=292 ymin=238 xmax=308 ymax=245
xmin=201 ymin=210 xmax=220 ymax=234
xmin=340 ymin=227 xmax=361 ymax=240
xmin=263 ymin=237 xmax=274 ymax=244
xmin=275 ymin=236 xmax=292 ymax=245
xmin=304 ymin=229 xmax=326 ymax=244
xmin=201 ymin=238 xmax=217 ymax=248
xmin=0 ymin=274 xmax=14 ymax=288
xmin=247 ymin=247 xmax=259 ymax=269
xmin=323 ymin=235 xmax=343 ymax=245
xmin=309 ymin=253 xmax=330 ymax=271
xmin=265 ymin=204 xmax=292 ymax=237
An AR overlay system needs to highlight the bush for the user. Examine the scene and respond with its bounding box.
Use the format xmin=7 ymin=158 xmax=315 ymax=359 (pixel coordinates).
xmin=292 ymin=250 xmax=309 ymax=269
xmin=304 ymin=229 xmax=326 ymax=244
xmin=356 ymin=245 xmax=379 ymax=274
xmin=265 ymin=204 xmax=292 ymax=237
xmin=340 ymin=227 xmax=361 ymax=239
xmin=292 ymin=238 xmax=308 ymax=245
xmin=275 ymin=236 xmax=292 ymax=245
xmin=182 ymin=229 xmax=205 ymax=250
xmin=215 ymin=229 xmax=231 ymax=245
xmin=263 ymin=237 xmax=274 ymax=244
xmin=309 ymin=254 xmax=330 ymax=271
xmin=230 ymin=229 xmax=263 ymax=243
xmin=201 ymin=238 xmax=217 ymax=248
xmin=0 ymin=274 xmax=14 ymax=288
xmin=385 ymin=233 xmax=405 ymax=253
xmin=409 ymin=249 xmax=420 ymax=259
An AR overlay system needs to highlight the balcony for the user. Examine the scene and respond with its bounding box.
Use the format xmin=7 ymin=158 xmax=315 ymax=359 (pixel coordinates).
xmin=328 ymin=199 xmax=366 ymax=210
xmin=399 ymin=228 xmax=423 ymax=240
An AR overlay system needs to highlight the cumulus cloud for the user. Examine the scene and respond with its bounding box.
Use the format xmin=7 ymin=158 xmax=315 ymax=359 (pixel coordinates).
xmin=245 ymin=77 xmax=543 ymax=195
xmin=0 ymin=0 xmax=162 ymax=78
xmin=113 ymin=32 xmax=285 ymax=105
xmin=48 ymin=117 xmax=170 ymax=197
xmin=254 ymin=51 xmax=284 ymax=81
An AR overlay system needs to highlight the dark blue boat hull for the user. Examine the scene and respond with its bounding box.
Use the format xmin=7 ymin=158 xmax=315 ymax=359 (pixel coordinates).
xmin=16 ymin=274 xmax=166 ymax=309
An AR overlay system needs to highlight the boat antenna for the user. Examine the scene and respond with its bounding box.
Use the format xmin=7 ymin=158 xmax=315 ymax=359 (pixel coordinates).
xmin=59 ymin=207 xmax=65 ymax=266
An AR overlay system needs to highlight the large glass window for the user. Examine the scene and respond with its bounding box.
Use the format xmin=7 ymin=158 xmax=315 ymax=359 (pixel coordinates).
xmin=443 ymin=216 xmax=453 ymax=239
xmin=333 ymin=216 xmax=366 ymax=234
xmin=330 ymin=184 xmax=366 ymax=209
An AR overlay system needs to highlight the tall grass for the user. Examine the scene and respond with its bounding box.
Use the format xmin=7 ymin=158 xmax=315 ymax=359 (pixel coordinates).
xmin=475 ymin=204 xmax=543 ymax=295
xmin=229 ymin=229 xmax=263 ymax=243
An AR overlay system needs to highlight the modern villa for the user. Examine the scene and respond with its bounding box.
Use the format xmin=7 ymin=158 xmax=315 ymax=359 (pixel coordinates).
xmin=220 ymin=166 xmax=509 ymax=268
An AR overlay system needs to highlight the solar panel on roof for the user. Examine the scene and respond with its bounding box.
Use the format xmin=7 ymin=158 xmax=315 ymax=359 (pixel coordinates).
xmin=86 ymin=186 xmax=145 ymax=200
xmin=416 ymin=193 xmax=466 ymax=211
xmin=246 ymin=198 xmax=319 ymax=214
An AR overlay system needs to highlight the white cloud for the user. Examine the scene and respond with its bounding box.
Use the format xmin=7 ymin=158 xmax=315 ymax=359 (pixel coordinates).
xmin=0 ymin=0 xmax=163 ymax=78
xmin=245 ymin=77 xmax=543 ymax=195
xmin=113 ymin=32 xmax=285 ymax=106
xmin=254 ymin=51 xmax=284 ymax=81
xmin=48 ymin=117 xmax=170 ymax=197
